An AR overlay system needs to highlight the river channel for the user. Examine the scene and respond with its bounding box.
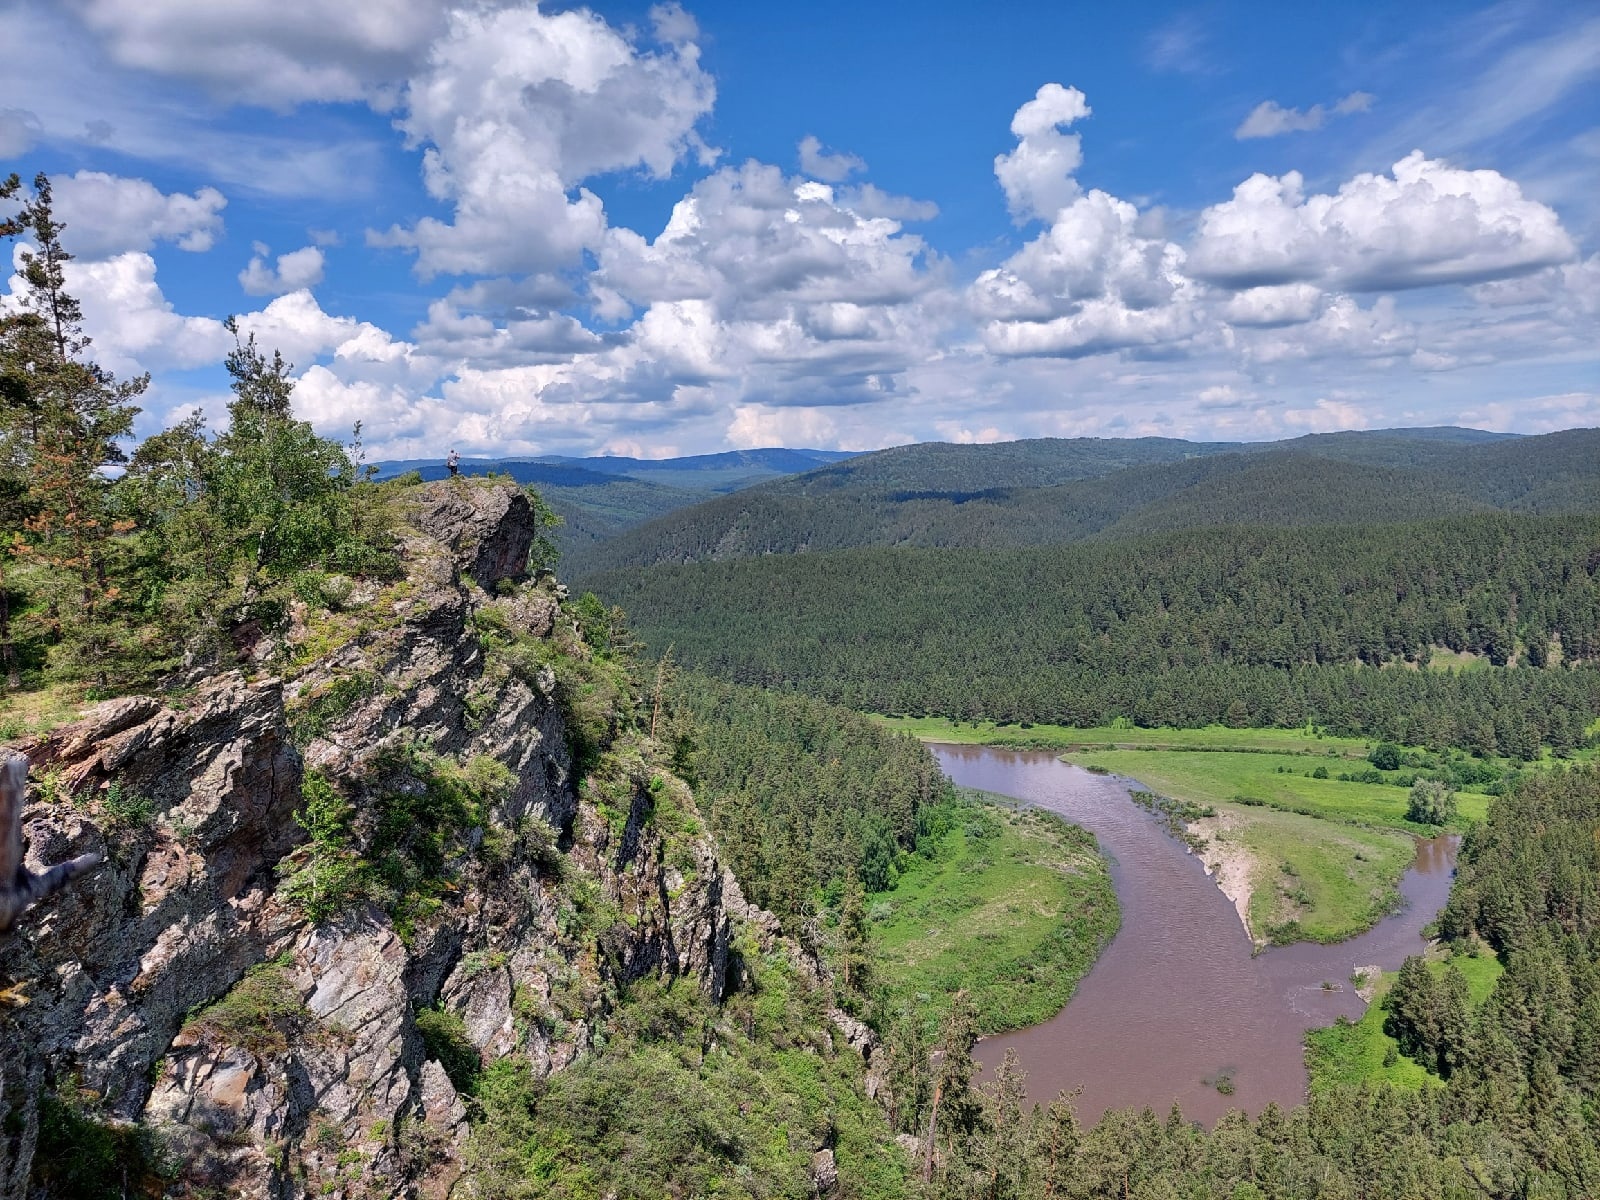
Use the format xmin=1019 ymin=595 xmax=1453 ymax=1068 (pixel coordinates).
xmin=933 ymin=744 xmax=1458 ymax=1124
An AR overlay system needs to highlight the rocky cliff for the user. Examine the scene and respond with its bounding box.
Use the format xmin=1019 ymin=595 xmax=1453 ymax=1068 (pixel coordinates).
xmin=0 ymin=480 xmax=764 ymax=1198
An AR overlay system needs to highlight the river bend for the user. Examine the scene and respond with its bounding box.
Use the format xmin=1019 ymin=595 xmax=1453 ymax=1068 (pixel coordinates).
xmin=934 ymin=745 xmax=1457 ymax=1124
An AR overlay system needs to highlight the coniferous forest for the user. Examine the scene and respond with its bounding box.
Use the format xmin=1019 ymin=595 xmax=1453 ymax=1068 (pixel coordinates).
xmin=587 ymin=515 xmax=1600 ymax=754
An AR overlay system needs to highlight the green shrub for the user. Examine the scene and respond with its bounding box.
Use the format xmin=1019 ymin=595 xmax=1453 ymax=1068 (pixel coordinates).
xmin=183 ymin=958 xmax=307 ymax=1056
xmin=30 ymin=1092 xmax=174 ymax=1199
xmin=291 ymin=670 xmax=379 ymax=745
xmin=97 ymin=781 xmax=153 ymax=830
xmin=1406 ymin=778 xmax=1458 ymax=826
xmin=278 ymin=771 xmax=365 ymax=922
xmin=415 ymin=1006 xmax=482 ymax=1096
xmin=1368 ymin=743 xmax=1402 ymax=771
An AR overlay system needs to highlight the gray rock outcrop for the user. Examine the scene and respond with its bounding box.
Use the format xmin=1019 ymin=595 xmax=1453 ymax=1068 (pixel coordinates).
xmin=0 ymin=481 xmax=745 ymax=1199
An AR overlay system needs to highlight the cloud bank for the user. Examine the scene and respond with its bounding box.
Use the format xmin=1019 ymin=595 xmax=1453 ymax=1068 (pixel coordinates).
xmin=3 ymin=2 xmax=1594 ymax=458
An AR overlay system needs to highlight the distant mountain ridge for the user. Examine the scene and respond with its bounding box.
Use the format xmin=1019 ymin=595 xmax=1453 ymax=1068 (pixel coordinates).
xmin=564 ymin=426 xmax=1600 ymax=576
xmin=372 ymin=447 xmax=856 ymax=553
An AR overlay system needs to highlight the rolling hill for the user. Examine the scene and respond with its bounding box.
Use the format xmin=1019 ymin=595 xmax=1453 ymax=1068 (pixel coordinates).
xmin=567 ymin=427 xmax=1600 ymax=574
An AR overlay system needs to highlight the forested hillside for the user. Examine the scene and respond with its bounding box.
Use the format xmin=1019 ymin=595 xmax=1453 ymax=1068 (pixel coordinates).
xmin=668 ymin=672 xmax=954 ymax=922
xmin=569 ymin=427 xmax=1600 ymax=574
xmin=588 ymin=513 xmax=1600 ymax=751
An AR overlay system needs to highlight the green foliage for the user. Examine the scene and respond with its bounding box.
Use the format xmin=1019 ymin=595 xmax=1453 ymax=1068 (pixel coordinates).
xmin=1074 ymin=747 xmax=1488 ymax=831
xmin=0 ymin=176 xmax=404 ymax=693
xmin=278 ymin=750 xmax=516 ymax=933
xmin=1381 ymin=956 xmax=1474 ymax=1079
xmin=415 ymin=1005 xmax=483 ymax=1097
xmin=290 ymin=669 xmax=380 ymax=745
xmin=182 ymin=957 xmax=308 ymax=1056
xmin=869 ymin=794 xmax=1118 ymax=1038
xmin=29 ymin=1090 xmax=173 ymax=1200
xmin=1 ymin=172 xmax=147 ymax=688
xmin=95 ymin=780 xmax=153 ymax=831
xmin=475 ymin=586 xmax=638 ymax=774
xmin=277 ymin=770 xmax=364 ymax=922
xmin=358 ymin=745 xmax=511 ymax=938
xmin=521 ymin=484 xmax=564 ymax=575
xmin=586 ymin=513 xmax=1600 ymax=750
xmin=1368 ymin=742 xmax=1402 ymax=771
xmin=669 ymin=672 xmax=953 ymax=930
xmin=1405 ymin=778 xmax=1458 ymax=826
xmin=464 ymin=964 xmax=906 ymax=1199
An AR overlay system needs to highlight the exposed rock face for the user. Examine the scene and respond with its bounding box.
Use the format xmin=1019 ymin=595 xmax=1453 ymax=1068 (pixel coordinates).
xmin=0 ymin=481 xmax=744 ymax=1200
xmin=406 ymin=479 xmax=538 ymax=589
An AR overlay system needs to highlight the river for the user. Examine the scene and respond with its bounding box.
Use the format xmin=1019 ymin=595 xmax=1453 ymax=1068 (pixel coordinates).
xmin=933 ymin=744 xmax=1458 ymax=1124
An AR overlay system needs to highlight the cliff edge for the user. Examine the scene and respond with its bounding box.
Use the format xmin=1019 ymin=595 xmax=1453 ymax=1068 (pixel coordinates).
xmin=0 ymin=480 xmax=758 ymax=1199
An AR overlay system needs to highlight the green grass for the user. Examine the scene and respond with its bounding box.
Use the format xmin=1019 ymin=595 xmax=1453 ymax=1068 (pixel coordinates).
xmin=1213 ymin=805 xmax=1417 ymax=945
xmin=1068 ymin=749 xmax=1488 ymax=832
xmin=0 ymin=683 xmax=91 ymax=743
xmin=870 ymin=795 xmax=1118 ymax=1037
xmin=874 ymin=715 xmax=1375 ymax=757
xmin=1306 ymin=950 xmax=1504 ymax=1092
xmin=1424 ymin=646 xmax=1490 ymax=672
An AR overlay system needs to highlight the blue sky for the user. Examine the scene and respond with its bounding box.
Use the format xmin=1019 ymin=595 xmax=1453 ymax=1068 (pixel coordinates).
xmin=1 ymin=0 xmax=1595 ymax=458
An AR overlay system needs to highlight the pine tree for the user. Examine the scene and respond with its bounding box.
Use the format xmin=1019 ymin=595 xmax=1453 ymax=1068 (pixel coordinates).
xmin=0 ymin=172 xmax=146 ymax=685
xmin=926 ymin=989 xmax=984 ymax=1185
xmin=979 ymin=1048 xmax=1029 ymax=1200
xmin=836 ymin=863 xmax=871 ymax=1001
xmin=1032 ymin=1091 xmax=1081 ymax=1198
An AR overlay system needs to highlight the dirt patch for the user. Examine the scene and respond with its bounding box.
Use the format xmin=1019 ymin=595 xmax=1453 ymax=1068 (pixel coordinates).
xmin=1352 ymin=964 xmax=1382 ymax=1003
xmin=1186 ymin=810 xmax=1259 ymax=944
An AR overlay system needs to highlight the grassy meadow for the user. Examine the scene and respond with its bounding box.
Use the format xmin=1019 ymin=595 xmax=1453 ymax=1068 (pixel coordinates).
xmin=870 ymin=790 xmax=1118 ymax=1037
xmin=874 ymin=715 xmax=1375 ymax=758
xmin=1068 ymin=748 xmax=1489 ymax=831
xmin=1203 ymin=806 xmax=1416 ymax=944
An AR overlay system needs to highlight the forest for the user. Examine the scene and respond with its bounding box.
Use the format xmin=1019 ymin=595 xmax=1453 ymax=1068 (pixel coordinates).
xmin=587 ymin=514 xmax=1600 ymax=752
xmin=568 ymin=427 xmax=1600 ymax=575
xmin=663 ymin=681 xmax=1600 ymax=1197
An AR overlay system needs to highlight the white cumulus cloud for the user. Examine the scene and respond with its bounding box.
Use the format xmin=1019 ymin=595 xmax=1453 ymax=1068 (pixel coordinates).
xmin=994 ymin=83 xmax=1091 ymax=224
xmin=239 ymin=244 xmax=326 ymax=296
xmin=1189 ymin=151 xmax=1577 ymax=291
xmin=52 ymin=250 xmax=231 ymax=374
xmin=372 ymin=3 xmax=716 ymax=278
xmin=52 ymin=171 xmax=226 ymax=259
xmin=1220 ymin=283 xmax=1324 ymax=327
xmin=976 ymin=102 xmax=1200 ymax=360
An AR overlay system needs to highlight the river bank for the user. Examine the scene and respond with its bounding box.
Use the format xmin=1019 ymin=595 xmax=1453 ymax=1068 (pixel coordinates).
xmin=933 ymin=745 xmax=1458 ymax=1123
xmin=869 ymin=790 xmax=1118 ymax=1037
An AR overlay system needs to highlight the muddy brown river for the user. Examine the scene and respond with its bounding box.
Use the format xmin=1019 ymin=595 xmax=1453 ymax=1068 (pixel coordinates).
xmin=934 ymin=745 xmax=1458 ymax=1124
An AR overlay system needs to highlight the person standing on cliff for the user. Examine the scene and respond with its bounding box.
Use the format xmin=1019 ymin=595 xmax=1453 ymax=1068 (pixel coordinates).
xmin=447 ymin=449 xmax=460 ymax=477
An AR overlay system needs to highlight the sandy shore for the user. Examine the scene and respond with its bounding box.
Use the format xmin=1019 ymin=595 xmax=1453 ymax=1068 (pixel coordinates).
xmin=1186 ymin=809 xmax=1259 ymax=944
xmin=1352 ymin=964 xmax=1382 ymax=1003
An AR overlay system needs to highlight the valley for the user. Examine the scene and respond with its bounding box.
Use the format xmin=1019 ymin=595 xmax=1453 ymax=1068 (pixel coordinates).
xmin=934 ymin=746 xmax=1462 ymax=1124
xmin=4 ymin=5 xmax=1599 ymax=1190
xmin=4 ymin=419 xmax=1600 ymax=1196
